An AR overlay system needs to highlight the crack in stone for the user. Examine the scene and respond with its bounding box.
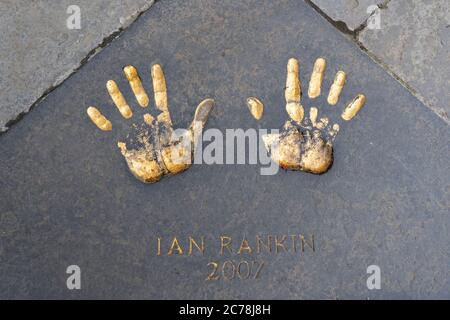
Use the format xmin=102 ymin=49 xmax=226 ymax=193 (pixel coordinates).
xmin=304 ymin=0 xmax=390 ymax=37
xmin=3 ymin=0 xmax=446 ymax=134
xmin=304 ymin=0 xmax=358 ymax=37
xmin=304 ymin=0 xmax=449 ymax=125
xmin=355 ymin=0 xmax=392 ymax=32
xmin=1 ymin=0 xmax=159 ymax=135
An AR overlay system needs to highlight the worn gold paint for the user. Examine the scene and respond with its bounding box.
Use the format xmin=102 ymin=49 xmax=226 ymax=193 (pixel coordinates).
xmin=189 ymin=99 xmax=215 ymax=145
xmin=119 ymin=99 xmax=214 ymax=182
xmin=87 ymin=56 xmax=366 ymax=180
xmin=153 ymin=101 xmax=212 ymax=178
xmin=143 ymin=113 xmax=154 ymax=125
xmin=161 ymin=139 xmax=193 ymax=175
xmin=123 ymin=65 xmax=149 ymax=107
xmin=151 ymin=64 xmax=171 ymax=125
xmin=285 ymin=58 xmax=301 ymax=102
xmin=308 ymin=107 xmax=328 ymax=129
xmin=263 ymin=121 xmax=333 ymax=174
xmin=309 ymin=107 xmax=318 ymax=126
xmin=86 ymin=106 xmax=112 ymax=131
xmin=237 ymin=237 xmax=253 ymax=254
xmin=332 ymin=123 xmax=340 ymax=132
xmin=106 ymin=80 xmax=132 ymax=119
xmin=342 ymin=94 xmax=366 ymax=120
xmin=285 ymin=58 xmax=304 ymax=122
xmin=252 ymin=57 xmax=366 ymax=175
xmin=263 ymin=122 xmax=302 ymax=171
xmin=84 ymin=64 xmax=215 ymax=184
xmin=117 ymin=141 xmax=163 ymax=183
xmin=299 ymin=134 xmax=333 ymax=174
xmin=261 ymin=133 xmax=280 ymax=151
xmin=328 ymin=123 xmax=340 ymax=141
xmin=117 ymin=125 xmax=189 ymax=182
xmin=327 ymin=71 xmax=346 ymax=105
xmin=308 ymin=58 xmax=326 ymax=98
xmin=246 ymin=97 xmax=264 ymax=120
xmin=285 ymin=102 xmax=304 ymax=123
xmin=316 ymin=117 xmax=329 ymax=130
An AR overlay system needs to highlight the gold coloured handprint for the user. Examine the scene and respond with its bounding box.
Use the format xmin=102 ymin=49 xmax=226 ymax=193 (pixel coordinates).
xmin=247 ymin=57 xmax=366 ymax=174
xmin=87 ymin=63 xmax=214 ymax=183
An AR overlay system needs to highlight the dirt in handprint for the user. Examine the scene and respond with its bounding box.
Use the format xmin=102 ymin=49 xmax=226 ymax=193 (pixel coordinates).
xmin=246 ymin=56 xmax=365 ymax=175
xmin=262 ymin=119 xmax=338 ymax=174
xmin=117 ymin=122 xmax=164 ymax=183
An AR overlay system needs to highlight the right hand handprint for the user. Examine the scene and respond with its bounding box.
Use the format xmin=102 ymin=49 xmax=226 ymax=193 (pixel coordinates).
xmin=247 ymin=57 xmax=365 ymax=174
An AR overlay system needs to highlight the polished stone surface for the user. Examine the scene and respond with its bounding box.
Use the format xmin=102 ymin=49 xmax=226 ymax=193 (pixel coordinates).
xmin=0 ymin=0 xmax=449 ymax=299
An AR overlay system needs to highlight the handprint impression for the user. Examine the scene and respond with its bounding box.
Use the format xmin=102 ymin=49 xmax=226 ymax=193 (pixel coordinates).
xmin=247 ymin=58 xmax=366 ymax=174
xmin=87 ymin=64 xmax=214 ymax=183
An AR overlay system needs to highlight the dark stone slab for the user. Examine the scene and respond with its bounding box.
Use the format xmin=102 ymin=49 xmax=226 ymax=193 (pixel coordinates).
xmin=0 ymin=0 xmax=449 ymax=299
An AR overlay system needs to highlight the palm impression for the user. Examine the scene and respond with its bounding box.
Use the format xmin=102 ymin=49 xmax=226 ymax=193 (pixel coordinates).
xmin=247 ymin=57 xmax=366 ymax=174
xmin=86 ymin=64 xmax=214 ymax=183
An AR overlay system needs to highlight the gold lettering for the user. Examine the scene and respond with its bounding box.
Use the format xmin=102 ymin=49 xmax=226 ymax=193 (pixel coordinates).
xmin=256 ymin=235 xmax=272 ymax=253
xmin=168 ymin=237 xmax=183 ymax=255
xmin=220 ymin=236 xmax=232 ymax=255
xmin=188 ymin=236 xmax=205 ymax=255
xmin=157 ymin=237 xmax=161 ymax=256
xmin=275 ymin=235 xmax=287 ymax=253
xmin=238 ymin=237 xmax=252 ymax=254
xmin=290 ymin=235 xmax=298 ymax=253
xmin=300 ymin=234 xmax=315 ymax=252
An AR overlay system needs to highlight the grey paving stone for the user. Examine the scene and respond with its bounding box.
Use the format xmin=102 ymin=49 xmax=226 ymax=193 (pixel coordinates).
xmin=310 ymin=0 xmax=385 ymax=31
xmin=0 ymin=0 xmax=449 ymax=299
xmin=359 ymin=0 xmax=450 ymax=123
xmin=0 ymin=0 xmax=154 ymax=132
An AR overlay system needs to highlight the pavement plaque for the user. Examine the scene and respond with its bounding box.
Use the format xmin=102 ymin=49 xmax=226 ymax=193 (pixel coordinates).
xmin=0 ymin=0 xmax=449 ymax=299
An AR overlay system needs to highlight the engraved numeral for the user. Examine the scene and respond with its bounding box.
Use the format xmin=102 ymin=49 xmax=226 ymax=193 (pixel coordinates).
xmin=205 ymin=260 xmax=264 ymax=281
